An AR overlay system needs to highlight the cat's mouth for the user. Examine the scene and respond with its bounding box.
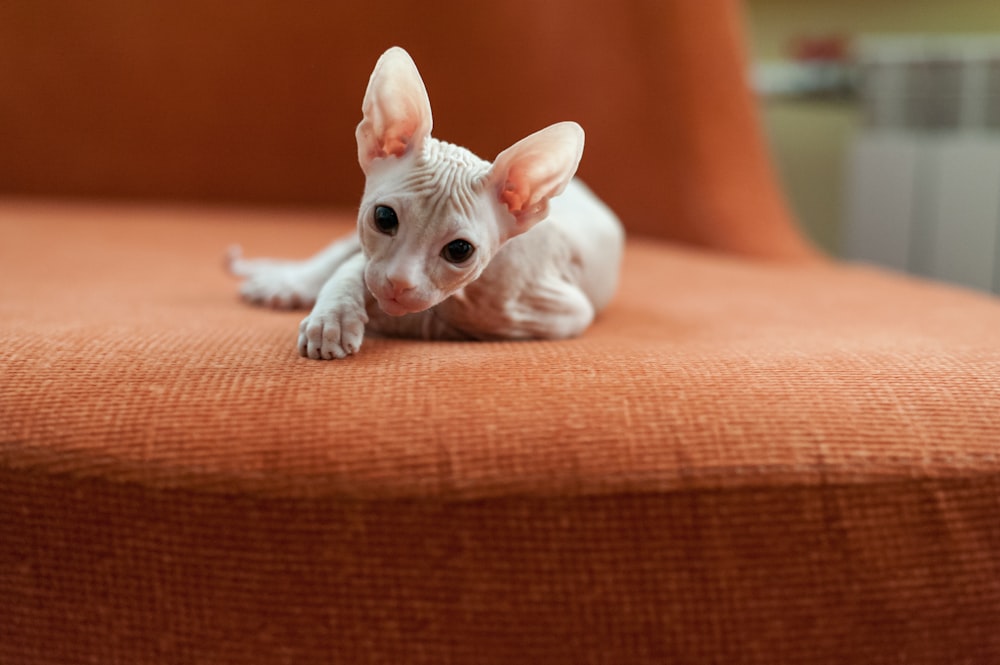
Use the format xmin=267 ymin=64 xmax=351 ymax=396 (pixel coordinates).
xmin=368 ymin=279 xmax=433 ymax=317
xmin=378 ymin=297 xmax=417 ymax=317
xmin=373 ymin=291 xmax=432 ymax=317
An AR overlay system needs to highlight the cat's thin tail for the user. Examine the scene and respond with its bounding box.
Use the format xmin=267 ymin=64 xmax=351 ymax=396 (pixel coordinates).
xmin=226 ymin=245 xmax=273 ymax=277
xmin=225 ymin=245 xmax=290 ymax=277
xmin=225 ymin=245 xmax=247 ymax=276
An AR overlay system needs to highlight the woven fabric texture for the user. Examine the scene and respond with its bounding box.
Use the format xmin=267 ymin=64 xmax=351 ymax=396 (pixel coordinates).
xmin=2 ymin=202 xmax=1000 ymax=663
xmin=2 ymin=1 xmax=999 ymax=662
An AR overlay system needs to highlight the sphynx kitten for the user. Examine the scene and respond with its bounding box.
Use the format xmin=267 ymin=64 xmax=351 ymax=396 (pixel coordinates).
xmin=228 ymin=47 xmax=624 ymax=360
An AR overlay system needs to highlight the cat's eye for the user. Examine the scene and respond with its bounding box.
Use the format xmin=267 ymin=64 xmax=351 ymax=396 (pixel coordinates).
xmin=441 ymin=239 xmax=475 ymax=264
xmin=373 ymin=205 xmax=398 ymax=235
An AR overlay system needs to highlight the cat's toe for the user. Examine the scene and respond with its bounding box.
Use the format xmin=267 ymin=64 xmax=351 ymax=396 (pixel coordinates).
xmin=320 ymin=322 xmax=347 ymax=359
xmin=297 ymin=309 xmax=365 ymax=360
xmin=239 ymin=276 xmax=295 ymax=309
xmin=239 ymin=277 xmax=270 ymax=305
xmin=240 ymin=270 xmax=318 ymax=310
xmin=300 ymin=316 xmax=328 ymax=360
xmin=339 ymin=318 xmax=366 ymax=356
xmin=267 ymin=291 xmax=299 ymax=310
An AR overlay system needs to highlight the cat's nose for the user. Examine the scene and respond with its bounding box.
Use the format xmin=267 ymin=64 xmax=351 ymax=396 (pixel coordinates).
xmin=387 ymin=276 xmax=415 ymax=296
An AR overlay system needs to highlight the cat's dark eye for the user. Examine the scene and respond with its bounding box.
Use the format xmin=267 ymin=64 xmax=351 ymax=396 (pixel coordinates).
xmin=373 ymin=205 xmax=398 ymax=235
xmin=441 ymin=239 xmax=475 ymax=264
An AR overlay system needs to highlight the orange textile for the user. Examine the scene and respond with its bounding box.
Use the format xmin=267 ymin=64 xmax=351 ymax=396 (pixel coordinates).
xmin=3 ymin=0 xmax=1000 ymax=662
xmin=2 ymin=202 xmax=1000 ymax=663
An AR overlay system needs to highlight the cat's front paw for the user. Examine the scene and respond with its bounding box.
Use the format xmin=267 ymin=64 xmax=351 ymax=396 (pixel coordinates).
xmin=297 ymin=302 xmax=369 ymax=360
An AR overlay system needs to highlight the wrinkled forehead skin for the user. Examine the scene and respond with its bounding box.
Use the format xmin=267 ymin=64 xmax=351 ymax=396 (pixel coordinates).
xmin=360 ymin=137 xmax=499 ymax=250
xmin=410 ymin=139 xmax=492 ymax=217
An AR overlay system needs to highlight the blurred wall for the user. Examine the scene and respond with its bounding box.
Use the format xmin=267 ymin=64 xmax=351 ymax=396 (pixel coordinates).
xmin=0 ymin=1 xmax=801 ymax=252
xmin=747 ymin=0 xmax=1000 ymax=59
xmin=0 ymin=1 xmax=658 ymax=213
xmin=745 ymin=0 xmax=1000 ymax=255
xmin=0 ymin=1 xmax=373 ymax=205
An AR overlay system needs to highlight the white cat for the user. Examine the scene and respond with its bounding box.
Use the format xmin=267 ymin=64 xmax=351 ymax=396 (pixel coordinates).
xmin=229 ymin=47 xmax=624 ymax=359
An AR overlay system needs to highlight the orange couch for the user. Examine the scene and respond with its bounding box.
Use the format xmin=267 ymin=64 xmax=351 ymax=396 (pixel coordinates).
xmin=2 ymin=2 xmax=1000 ymax=663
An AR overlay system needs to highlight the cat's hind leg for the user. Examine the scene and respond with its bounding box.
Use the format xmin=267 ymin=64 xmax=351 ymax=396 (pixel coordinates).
xmin=514 ymin=279 xmax=596 ymax=341
xmin=463 ymin=278 xmax=595 ymax=342
xmin=227 ymin=233 xmax=361 ymax=310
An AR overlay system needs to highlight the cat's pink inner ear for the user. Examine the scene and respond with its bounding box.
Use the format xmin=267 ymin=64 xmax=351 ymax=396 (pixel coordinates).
xmin=499 ymin=177 xmax=529 ymax=216
xmin=490 ymin=122 xmax=584 ymax=226
xmin=356 ymin=47 xmax=433 ymax=171
xmin=381 ymin=125 xmax=417 ymax=159
xmin=359 ymin=114 xmax=425 ymax=167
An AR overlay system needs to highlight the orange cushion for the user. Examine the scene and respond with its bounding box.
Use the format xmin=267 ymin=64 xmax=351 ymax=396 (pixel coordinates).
xmin=2 ymin=201 xmax=999 ymax=663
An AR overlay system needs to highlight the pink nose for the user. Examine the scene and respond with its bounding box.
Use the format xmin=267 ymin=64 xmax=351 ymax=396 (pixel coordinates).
xmin=387 ymin=277 xmax=415 ymax=297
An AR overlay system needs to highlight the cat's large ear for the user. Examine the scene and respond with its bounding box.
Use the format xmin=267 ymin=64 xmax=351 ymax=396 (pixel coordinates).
xmin=485 ymin=122 xmax=584 ymax=239
xmin=355 ymin=47 xmax=433 ymax=174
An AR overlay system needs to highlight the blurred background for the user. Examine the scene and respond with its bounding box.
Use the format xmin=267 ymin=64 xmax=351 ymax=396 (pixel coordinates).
xmin=3 ymin=1 xmax=1000 ymax=292
xmin=747 ymin=0 xmax=1000 ymax=293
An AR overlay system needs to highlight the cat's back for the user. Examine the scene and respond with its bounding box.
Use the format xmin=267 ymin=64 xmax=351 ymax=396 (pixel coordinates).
xmin=547 ymin=178 xmax=625 ymax=312
xmin=489 ymin=179 xmax=623 ymax=313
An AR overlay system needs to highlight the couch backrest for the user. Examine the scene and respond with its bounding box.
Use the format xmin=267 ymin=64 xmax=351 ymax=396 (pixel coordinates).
xmin=0 ymin=0 xmax=815 ymax=259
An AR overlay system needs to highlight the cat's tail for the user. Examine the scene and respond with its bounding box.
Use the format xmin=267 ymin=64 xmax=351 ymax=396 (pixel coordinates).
xmin=225 ymin=245 xmax=292 ymax=277
xmin=224 ymin=245 xmax=246 ymax=276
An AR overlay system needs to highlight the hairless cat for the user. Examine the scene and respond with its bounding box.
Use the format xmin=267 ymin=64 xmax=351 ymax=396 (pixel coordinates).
xmin=229 ymin=47 xmax=624 ymax=359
